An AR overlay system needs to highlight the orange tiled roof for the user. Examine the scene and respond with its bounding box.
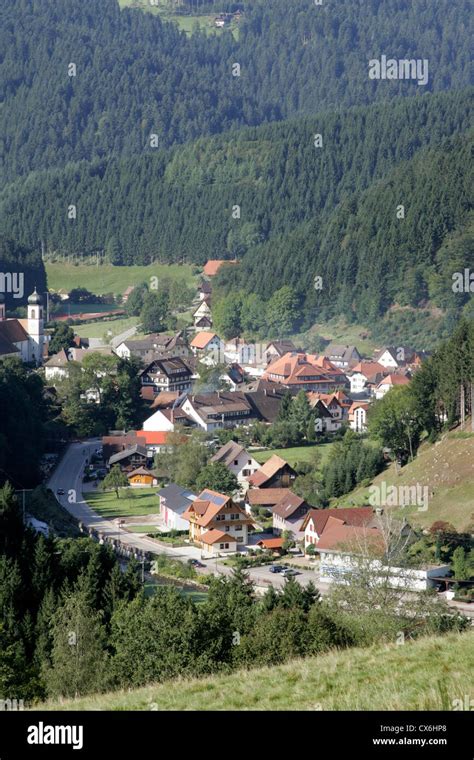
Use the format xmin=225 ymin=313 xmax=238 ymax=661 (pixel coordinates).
xmin=200 ymin=529 xmax=237 ymax=545
xmin=203 ymin=260 xmax=237 ymax=277
xmin=190 ymin=331 xmax=218 ymax=349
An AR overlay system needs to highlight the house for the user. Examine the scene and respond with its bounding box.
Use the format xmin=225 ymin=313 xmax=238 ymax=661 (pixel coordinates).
xmin=348 ymin=402 xmax=370 ymax=432
xmin=142 ymin=406 xmax=194 ymax=432
xmin=44 ymin=345 xmax=115 ymax=385
xmin=194 ymin=315 xmax=213 ymax=332
xmin=158 ymin=483 xmax=197 ymax=531
xmin=181 ymin=391 xmax=254 ymax=431
xmin=219 ymin=363 xmax=245 ymax=390
xmin=190 ymin=331 xmax=223 ymax=364
xmin=302 ymin=507 xmax=374 ymax=549
xmin=108 ymin=444 xmax=149 ymax=472
xmin=210 ymin=440 xmax=260 ymax=493
xmin=127 ymin=467 xmax=160 ymax=487
xmin=265 ymin=340 xmax=298 ymax=364
xmin=374 ymin=373 xmax=410 ymax=399
xmin=263 ymin=352 xmax=348 ymax=392
xmin=307 ymin=392 xmax=345 ymax=432
xmin=182 ymin=488 xmax=254 ymax=555
xmin=324 ymin=344 xmax=361 ymax=370
xmin=203 ymin=259 xmax=237 ymax=277
xmin=246 ymin=488 xmax=292 ymax=512
xmin=130 ymin=430 xmax=173 ymax=455
xmin=349 ymin=362 xmax=387 ymax=396
xmin=0 ymin=289 xmax=45 ymax=366
xmin=198 ymin=280 xmax=212 ymax=300
xmin=224 ymin=337 xmax=258 ymax=364
xmin=272 ymin=491 xmax=310 ymax=538
xmin=256 ymin=537 xmax=284 ymax=554
xmin=244 ymin=385 xmax=288 ymax=423
xmin=373 ymin=346 xmax=418 ymax=370
xmin=139 ymin=356 xmax=193 ymax=394
xmin=248 ymin=455 xmax=297 ymax=489
xmin=116 ymin=332 xmax=189 ymax=360
xmin=192 ymin=299 xmax=212 ymax=329
xmin=148 ymin=391 xmax=180 ymax=409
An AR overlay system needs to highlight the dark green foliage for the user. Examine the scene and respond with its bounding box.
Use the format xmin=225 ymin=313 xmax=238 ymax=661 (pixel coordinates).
xmin=49 ymin=322 xmax=75 ymax=354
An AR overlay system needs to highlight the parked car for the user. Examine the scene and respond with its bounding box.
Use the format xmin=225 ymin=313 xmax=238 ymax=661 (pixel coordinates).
xmin=282 ymin=568 xmax=300 ymax=577
xmin=269 ymin=564 xmax=284 ymax=573
xmin=188 ymin=559 xmax=205 ymax=568
xmin=56 ymin=488 xmax=65 ymax=496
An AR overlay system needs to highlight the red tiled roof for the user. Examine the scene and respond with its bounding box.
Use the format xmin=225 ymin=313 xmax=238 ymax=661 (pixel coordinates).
xmin=203 ymin=260 xmax=237 ymax=277
xmin=190 ymin=331 xmax=218 ymax=349
xmin=132 ymin=431 xmax=170 ymax=445
xmin=200 ymin=529 xmax=237 ymax=545
xmin=247 ymin=488 xmax=291 ymax=506
xmin=257 ymin=538 xmax=284 ymax=549
xmin=377 ymin=374 xmax=410 ymax=388
xmin=302 ymin=507 xmax=374 ymax=535
xmin=316 ymin=518 xmax=384 ymax=554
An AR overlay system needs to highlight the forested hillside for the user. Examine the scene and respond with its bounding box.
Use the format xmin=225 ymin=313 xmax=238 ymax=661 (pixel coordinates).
xmin=1 ymin=91 xmax=471 ymax=322
xmin=0 ymin=0 xmax=471 ymax=182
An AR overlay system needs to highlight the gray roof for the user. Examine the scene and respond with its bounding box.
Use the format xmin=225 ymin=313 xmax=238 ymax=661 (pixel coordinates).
xmin=211 ymin=440 xmax=246 ymax=466
xmin=109 ymin=444 xmax=148 ymax=465
xmin=157 ymin=483 xmax=196 ymax=514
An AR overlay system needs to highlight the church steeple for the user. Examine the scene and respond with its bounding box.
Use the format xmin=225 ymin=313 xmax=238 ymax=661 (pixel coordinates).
xmin=27 ymin=287 xmax=44 ymax=365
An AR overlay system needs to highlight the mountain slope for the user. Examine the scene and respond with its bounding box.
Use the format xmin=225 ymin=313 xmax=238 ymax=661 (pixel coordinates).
xmin=336 ymin=428 xmax=474 ymax=532
xmin=36 ymin=629 xmax=474 ymax=710
xmin=0 ymin=0 xmax=471 ymax=182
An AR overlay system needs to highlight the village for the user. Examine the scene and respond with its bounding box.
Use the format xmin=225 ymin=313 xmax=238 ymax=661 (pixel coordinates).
xmin=2 ymin=260 xmax=468 ymax=607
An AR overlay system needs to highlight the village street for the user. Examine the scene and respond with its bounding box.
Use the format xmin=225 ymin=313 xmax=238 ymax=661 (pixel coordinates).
xmin=47 ymin=441 xmax=326 ymax=592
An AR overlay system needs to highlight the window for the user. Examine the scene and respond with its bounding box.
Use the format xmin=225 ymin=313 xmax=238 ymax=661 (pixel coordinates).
xmin=237 ymin=537 xmax=244 ymax=543
xmin=225 ymin=543 xmax=229 ymax=549
xmin=234 ymin=460 xmax=238 ymax=466
xmin=235 ymin=525 xmax=242 ymax=531
xmin=248 ymin=460 xmax=252 ymax=465
xmin=219 ymin=543 xmax=224 ymax=549
xmin=242 ymin=469 xmax=250 ymax=476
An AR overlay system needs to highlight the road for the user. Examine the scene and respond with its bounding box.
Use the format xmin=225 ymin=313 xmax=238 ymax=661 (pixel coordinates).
xmin=47 ymin=441 xmax=327 ymax=589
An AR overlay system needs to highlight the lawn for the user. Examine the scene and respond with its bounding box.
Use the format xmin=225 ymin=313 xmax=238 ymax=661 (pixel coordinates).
xmin=38 ymin=629 xmax=474 ymax=710
xmin=293 ymin=316 xmax=377 ymax=356
xmin=46 ymin=262 xmax=196 ymax=297
xmin=85 ymin=488 xmax=159 ymax=518
xmin=253 ymin=443 xmax=334 ymax=470
xmin=73 ymin=316 xmax=141 ymax=340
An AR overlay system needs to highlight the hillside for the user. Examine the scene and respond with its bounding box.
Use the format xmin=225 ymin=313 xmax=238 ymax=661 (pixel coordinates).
xmin=36 ymin=630 xmax=474 ymax=711
xmin=1 ymin=92 xmax=472 ymax=323
xmin=337 ymin=428 xmax=474 ymax=532
xmin=1 ymin=0 xmax=471 ymax=183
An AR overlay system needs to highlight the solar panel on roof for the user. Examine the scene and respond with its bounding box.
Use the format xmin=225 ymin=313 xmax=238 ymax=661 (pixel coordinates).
xmin=200 ymin=490 xmax=226 ymax=505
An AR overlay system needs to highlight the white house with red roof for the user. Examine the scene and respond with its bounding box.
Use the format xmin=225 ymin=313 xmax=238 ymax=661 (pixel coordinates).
xmin=374 ymin=373 xmax=410 ymax=399
xmin=190 ymin=331 xmax=224 ymax=365
xmin=348 ymin=401 xmax=370 ymax=432
xmin=349 ymin=361 xmax=387 ymax=395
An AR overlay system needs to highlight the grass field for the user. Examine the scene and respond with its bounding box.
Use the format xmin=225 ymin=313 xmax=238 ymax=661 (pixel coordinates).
xmin=336 ymin=429 xmax=474 ymax=532
xmin=85 ymin=488 xmax=159 ymax=518
xmin=293 ymin=316 xmax=377 ymax=357
xmin=36 ymin=629 xmax=474 ymax=710
xmin=46 ymin=262 xmax=196 ymax=297
xmin=117 ymin=0 xmax=238 ymax=38
xmin=253 ymin=443 xmax=334 ymax=470
xmin=72 ymin=316 xmax=141 ymax=340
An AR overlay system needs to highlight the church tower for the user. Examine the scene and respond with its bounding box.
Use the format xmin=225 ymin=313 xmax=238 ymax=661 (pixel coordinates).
xmin=0 ymin=293 xmax=5 ymax=321
xmin=27 ymin=288 xmax=44 ymax=365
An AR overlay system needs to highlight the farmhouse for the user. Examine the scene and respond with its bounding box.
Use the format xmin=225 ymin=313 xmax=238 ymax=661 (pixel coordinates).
xmin=108 ymin=444 xmax=149 ymax=472
xmin=374 ymin=373 xmax=410 ymax=399
xmin=248 ymin=454 xmax=297 ymax=489
xmin=181 ymin=391 xmax=255 ymax=431
xmin=272 ymin=491 xmax=310 ymax=538
xmin=210 ymin=440 xmax=260 ymax=493
xmin=190 ymin=331 xmax=224 ymax=364
xmin=324 ymin=344 xmax=361 ymax=370
xmin=139 ymin=356 xmax=193 ymax=394
xmin=302 ymin=507 xmax=374 ymax=549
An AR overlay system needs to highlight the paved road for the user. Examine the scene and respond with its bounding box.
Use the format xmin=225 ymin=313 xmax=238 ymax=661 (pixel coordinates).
xmin=110 ymin=323 xmax=140 ymax=349
xmin=47 ymin=441 xmax=329 ymax=589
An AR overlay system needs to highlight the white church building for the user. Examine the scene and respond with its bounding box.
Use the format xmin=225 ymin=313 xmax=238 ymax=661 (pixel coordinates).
xmin=0 ymin=288 xmax=45 ymax=366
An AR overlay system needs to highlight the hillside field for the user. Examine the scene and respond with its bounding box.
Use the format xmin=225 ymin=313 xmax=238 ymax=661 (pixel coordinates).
xmin=35 ymin=629 xmax=474 ymax=711
xmin=337 ymin=429 xmax=474 ymax=532
xmin=45 ymin=262 xmax=196 ymax=297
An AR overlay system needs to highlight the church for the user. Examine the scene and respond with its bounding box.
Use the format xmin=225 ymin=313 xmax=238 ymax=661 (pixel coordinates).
xmin=0 ymin=288 xmax=45 ymax=366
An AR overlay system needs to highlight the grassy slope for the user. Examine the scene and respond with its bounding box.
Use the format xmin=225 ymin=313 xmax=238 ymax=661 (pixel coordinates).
xmin=117 ymin=0 xmax=235 ymax=37
xmin=336 ymin=430 xmax=474 ymax=532
xmin=45 ymin=262 xmax=196 ymax=296
xmin=37 ymin=629 xmax=474 ymax=711
xmin=253 ymin=443 xmax=334 ymax=469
